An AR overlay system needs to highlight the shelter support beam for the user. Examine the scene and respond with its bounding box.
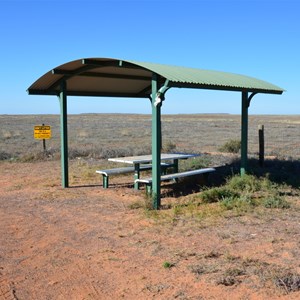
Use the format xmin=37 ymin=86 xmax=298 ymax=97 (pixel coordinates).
xmin=241 ymin=92 xmax=248 ymax=175
xmin=240 ymin=92 xmax=257 ymax=176
xmin=151 ymin=73 xmax=161 ymax=209
xmin=58 ymin=81 xmax=69 ymax=187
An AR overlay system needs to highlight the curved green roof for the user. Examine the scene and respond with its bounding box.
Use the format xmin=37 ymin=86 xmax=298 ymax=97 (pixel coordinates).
xmin=27 ymin=57 xmax=284 ymax=97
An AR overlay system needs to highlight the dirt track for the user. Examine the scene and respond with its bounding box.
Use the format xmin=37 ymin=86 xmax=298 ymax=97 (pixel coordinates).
xmin=1 ymin=160 xmax=300 ymax=299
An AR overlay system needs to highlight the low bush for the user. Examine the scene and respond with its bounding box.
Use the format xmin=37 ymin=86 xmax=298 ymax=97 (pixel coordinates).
xmin=196 ymin=174 xmax=290 ymax=214
xmin=219 ymin=139 xmax=241 ymax=153
xmin=263 ymin=195 xmax=290 ymax=209
xmin=0 ymin=151 xmax=13 ymax=160
xmin=274 ymin=272 xmax=300 ymax=293
xmin=162 ymin=261 xmax=175 ymax=269
xmin=162 ymin=140 xmax=176 ymax=152
xmin=18 ymin=149 xmax=58 ymax=162
xmin=226 ymin=174 xmax=273 ymax=193
xmin=200 ymin=187 xmax=240 ymax=203
xmin=220 ymin=194 xmax=256 ymax=211
xmin=181 ymin=155 xmax=212 ymax=171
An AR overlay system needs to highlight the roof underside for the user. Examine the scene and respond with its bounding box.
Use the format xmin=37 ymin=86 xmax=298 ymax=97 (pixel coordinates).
xmin=27 ymin=58 xmax=284 ymax=97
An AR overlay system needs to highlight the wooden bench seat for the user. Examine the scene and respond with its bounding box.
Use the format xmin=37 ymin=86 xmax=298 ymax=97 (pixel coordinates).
xmin=135 ymin=168 xmax=216 ymax=193
xmin=96 ymin=163 xmax=171 ymax=188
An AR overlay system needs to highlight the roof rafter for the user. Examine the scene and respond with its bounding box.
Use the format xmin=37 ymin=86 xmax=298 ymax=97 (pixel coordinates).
xmin=28 ymin=89 xmax=149 ymax=98
xmin=82 ymin=58 xmax=142 ymax=70
xmin=52 ymin=69 xmax=151 ymax=81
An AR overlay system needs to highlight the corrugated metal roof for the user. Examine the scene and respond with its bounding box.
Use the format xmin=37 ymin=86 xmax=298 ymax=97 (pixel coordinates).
xmin=27 ymin=57 xmax=284 ymax=97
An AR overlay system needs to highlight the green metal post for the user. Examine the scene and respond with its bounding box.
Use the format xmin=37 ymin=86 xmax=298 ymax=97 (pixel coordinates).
xmin=103 ymin=176 xmax=109 ymax=188
xmin=134 ymin=163 xmax=140 ymax=190
xmin=151 ymin=73 xmax=161 ymax=209
xmin=173 ymin=159 xmax=179 ymax=183
xmin=58 ymin=81 xmax=69 ymax=187
xmin=241 ymin=91 xmax=249 ymax=176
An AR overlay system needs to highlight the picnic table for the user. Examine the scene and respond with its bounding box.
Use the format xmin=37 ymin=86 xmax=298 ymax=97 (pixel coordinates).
xmin=96 ymin=153 xmax=197 ymax=189
xmin=108 ymin=153 xmax=197 ymax=189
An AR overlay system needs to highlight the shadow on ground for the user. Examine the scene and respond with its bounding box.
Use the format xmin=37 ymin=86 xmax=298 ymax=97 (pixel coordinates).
xmin=161 ymin=157 xmax=300 ymax=198
xmin=214 ymin=157 xmax=300 ymax=188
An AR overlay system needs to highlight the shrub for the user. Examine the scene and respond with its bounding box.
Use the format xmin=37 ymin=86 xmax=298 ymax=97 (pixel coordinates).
xmin=220 ymin=194 xmax=255 ymax=211
xmin=227 ymin=174 xmax=263 ymax=193
xmin=219 ymin=139 xmax=241 ymax=153
xmin=163 ymin=261 xmax=175 ymax=269
xmin=128 ymin=201 xmax=144 ymax=210
xmin=263 ymin=195 xmax=290 ymax=209
xmin=0 ymin=151 xmax=12 ymax=160
xmin=198 ymin=174 xmax=283 ymax=213
xmin=200 ymin=187 xmax=240 ymax=203
xmin=274 ymin=272 xmax=300 ymax=293
xmin=181 ymin=156 xmax=211 ymax=171
xmin=163 ymin=140 xmax=176 ymax=152
xmin=18 ymin=150 xmax=56 ymax=162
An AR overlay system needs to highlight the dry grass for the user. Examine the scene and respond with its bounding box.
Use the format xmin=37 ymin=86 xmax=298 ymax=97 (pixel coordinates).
xmin=1 ymin=114 xmax=300 ymax=161
xmin=3 ymin=111 xmax=300 ymax=300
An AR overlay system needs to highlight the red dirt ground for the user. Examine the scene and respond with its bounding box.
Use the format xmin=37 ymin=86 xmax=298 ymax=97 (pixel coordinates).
xmin=1 ymin=160 xmax=300 ymax=300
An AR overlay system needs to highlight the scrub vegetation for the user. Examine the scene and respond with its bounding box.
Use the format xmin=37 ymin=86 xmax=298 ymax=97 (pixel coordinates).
xmin=1 ymin=113 xmax=300 ymax=161
xmin=1 ymin=113 xmax=300 ymax=299
xmin=218 ymin=139 xmax=241 ymax=153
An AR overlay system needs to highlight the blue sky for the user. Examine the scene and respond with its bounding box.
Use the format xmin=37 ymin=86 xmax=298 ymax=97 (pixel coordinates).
xmin=0 ymin=0 xmax=299 ymax=115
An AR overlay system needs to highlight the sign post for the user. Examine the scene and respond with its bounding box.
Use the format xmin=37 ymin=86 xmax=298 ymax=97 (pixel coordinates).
xmin=34 ymin=124 xmax=51 ymax=151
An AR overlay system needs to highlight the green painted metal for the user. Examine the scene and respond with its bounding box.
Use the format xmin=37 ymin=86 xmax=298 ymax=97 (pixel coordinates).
xmin=27 ymin=57 xmax=284 ymax=208
xmin=134 ymin=163 xmax=140 ymax=190
xmin=151 ymin=73 xmax=161 ymax=209
xmin=27 ymin=58 xmax=284 ymax=97
xmin=240 ymin=92 xmax=248 ymax=176
xmin=172 ymin=159 xmax=179 ymax=183
xmin=58 ymin=81 xmax=69 ymax=188
xmin=146 ymin=183 xmax=152 ymax=195
xmin=103 ymin=176 xmax=109 ymax=188
xmin=173 ymin=159 xmax=179 ymax=173
xmin=129 ymin=60 xmax=284 ymax=94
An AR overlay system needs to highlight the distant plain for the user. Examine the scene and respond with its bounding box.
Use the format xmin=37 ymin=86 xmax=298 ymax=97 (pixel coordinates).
xmin=1 ymin=114 xmax=300 ymax=161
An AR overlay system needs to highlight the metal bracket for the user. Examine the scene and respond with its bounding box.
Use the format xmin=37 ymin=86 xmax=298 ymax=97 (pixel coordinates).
xmin=154 ymin=80 xmax=170 ymax=107
xmin=154 ymin=92 xmax=164 ymax=107
xmin=247 ymin=92 xmax=257 ymax=107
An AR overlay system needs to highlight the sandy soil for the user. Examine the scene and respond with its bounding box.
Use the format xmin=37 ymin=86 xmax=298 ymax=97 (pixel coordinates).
xmin=1 ymin=160 xmax=300 ymax=300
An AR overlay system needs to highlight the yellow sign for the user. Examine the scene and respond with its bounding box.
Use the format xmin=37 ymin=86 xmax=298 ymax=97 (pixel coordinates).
xmin=34 ymin=125 xmax=51 ymax=139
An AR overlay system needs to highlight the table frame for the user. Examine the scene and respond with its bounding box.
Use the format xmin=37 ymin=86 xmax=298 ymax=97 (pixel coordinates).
xmin=108 ymin=153 xmax=197 ymax=189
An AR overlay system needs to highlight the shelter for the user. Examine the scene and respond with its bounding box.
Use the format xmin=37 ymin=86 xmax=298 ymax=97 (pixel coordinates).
xmin=27 ymin=58 xmax=284 ymax=209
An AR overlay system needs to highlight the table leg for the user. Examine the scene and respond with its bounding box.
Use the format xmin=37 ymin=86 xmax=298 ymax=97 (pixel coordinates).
xmin=173 ymin=159 xmax=179 ymax=182
xmin=173 ymin=159 xmax=179 ymax=173
xmin=134 ymin=163 xmax=140 ymax=190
